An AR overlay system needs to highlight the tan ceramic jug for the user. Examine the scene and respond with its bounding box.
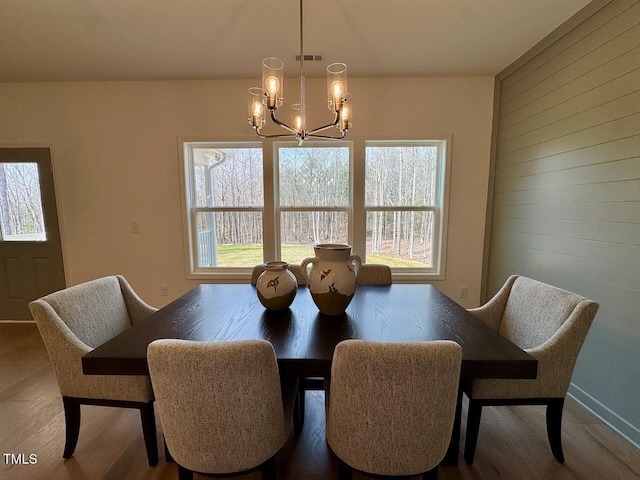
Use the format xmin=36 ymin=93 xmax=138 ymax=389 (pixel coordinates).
xmin=256 ymin=261 xmax=298 ymax=311
xmin=301 ymin=244 xmax=361 ymax=316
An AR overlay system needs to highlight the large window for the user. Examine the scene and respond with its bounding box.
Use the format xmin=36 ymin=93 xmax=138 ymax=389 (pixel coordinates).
xmin=183 ymin=143 xmax=263 ymax=270
xmin=364 ymin=141 xmax=446 ymax=273
xmin=276 ymin=142 xmax=351 ymax=264
xmin=181 ymin=138 xmax=449 ymax=279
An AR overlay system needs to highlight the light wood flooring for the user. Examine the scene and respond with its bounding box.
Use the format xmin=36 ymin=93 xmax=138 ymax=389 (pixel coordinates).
xmin=1 ymin=322 xmax=638 ymax=480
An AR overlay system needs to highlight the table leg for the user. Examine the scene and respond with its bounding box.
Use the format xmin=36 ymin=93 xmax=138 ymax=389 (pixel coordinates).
xmin=442 ymin=381 xmax=463 ymax=466
xmin=324 ymin=377 xmax=331 ymax=419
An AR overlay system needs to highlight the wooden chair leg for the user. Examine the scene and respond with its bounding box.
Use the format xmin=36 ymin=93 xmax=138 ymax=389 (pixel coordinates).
xmin=139 ymin=402 xmax=158 ymax=466
xmin=295 ymin=386 xmax=305 ymax=433
xmin=464 ymin=399 xmax=483 ymax=464
xmin=177 ymin=464 xmax=194 ymax=480
xmin=337 ymin=458 xmax=353 ymax=480
xmin=261 ymin=456 xmax=276 ymax=480
xmin=62 ymin=396 xmax=81 ymax=459
xmin=324 ymin=378 xmax=331 ymax=420
xmin=164 ymin=437 xmax=174 ymax=463
xmin=546 ymin=398 xmax=565 ymax=463
xmin=423 ymin=465 xmax=439 ymax=480
xmin=443 ymin=382 xmax=463 ymax=466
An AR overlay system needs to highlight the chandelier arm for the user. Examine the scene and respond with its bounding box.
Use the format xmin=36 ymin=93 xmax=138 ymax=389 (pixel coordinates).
xmin=306 ymin=123 xmax=338 ymax=136
xmin=270 ymin=109 xmax=299 ymax=135
xmin=305 ymin=115 xmax=340 ymax=136
xmin=254 ymin=130 xmax=298 ymax=139
xmin=307 ymin=131 xmax=347 ymax=140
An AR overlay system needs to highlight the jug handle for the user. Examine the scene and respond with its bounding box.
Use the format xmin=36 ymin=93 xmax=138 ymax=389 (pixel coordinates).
xmin=349 ymin=254 xmax=362 ymax=277
xmin=300 ymin=257 xmax=318 ymax=286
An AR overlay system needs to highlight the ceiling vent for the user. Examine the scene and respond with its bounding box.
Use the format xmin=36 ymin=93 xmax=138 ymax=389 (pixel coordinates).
xmin=293 ymin=54 xmax=323 ymax=62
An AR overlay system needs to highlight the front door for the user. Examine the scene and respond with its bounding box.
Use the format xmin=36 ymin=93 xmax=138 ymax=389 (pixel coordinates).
xmin=0 ymin=148 xmax=65 ymax=319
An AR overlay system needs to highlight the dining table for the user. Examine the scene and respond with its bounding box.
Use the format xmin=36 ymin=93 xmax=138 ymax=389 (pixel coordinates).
xmin=82 ymin=283 xmax=537 ymax=466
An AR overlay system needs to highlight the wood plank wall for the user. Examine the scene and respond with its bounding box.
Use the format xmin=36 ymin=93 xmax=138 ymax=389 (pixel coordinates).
xmin=484 ymin=0 xmax=640 ymax=447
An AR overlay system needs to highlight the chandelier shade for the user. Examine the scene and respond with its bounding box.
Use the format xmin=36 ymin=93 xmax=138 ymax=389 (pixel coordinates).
xmin=248 ymin=87 xmax=266 ymax=128
xmin=247 ymin=0 xmax=352 ymax=143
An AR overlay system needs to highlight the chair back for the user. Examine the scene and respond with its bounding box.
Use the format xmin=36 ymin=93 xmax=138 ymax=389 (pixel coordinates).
xmin=356 ymin=264 xmax=392 ymax=285
xmin=147 ymin=339 xmax=287 ymax=475
xmin=327 ymin=340 xmax=461 ymax=476
xmin=500 ymin=276 xmax=593 ymax=349
xmin=33 ymin=276 xmax=131 ymax=348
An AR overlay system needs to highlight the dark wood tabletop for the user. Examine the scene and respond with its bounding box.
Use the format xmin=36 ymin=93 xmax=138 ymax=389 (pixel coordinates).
xmin=83 ymin=283 xmax=536 ymax=381
xmin=82 ymin=283 xmax=536 ymax=466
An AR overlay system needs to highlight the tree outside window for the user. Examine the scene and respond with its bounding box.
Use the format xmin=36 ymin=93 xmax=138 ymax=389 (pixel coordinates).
xmin=365 ymin=141 xmax=444 ymax=270
xmin=0 ymin=162 xmax=47 ymax=241
xmin=277 ymin=143 xmax=351 ymax=264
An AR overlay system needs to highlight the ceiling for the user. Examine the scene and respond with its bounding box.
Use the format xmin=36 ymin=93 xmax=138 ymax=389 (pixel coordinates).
xmin=0 ymin=0 xmax=591 ymax=82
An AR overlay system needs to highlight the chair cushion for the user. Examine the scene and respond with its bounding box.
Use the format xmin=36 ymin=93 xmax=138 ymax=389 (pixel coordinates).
xmin=499 ymin=276 xmax=580 ymax=349
xmin=42 ymin=276 xmax=131 ymax=348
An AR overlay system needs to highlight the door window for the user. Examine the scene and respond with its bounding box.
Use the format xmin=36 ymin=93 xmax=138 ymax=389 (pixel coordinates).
xmin=0 ymin=162 xmax=47 ymax=241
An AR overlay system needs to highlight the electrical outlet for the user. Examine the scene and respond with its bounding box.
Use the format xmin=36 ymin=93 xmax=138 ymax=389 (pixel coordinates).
xmin=459 ymin=286 xmax=468 ymax=299
xmin=130 ymin=222 xmax=139 ymax=234
xmin=160 ymin=284 xmax=169 ymax=296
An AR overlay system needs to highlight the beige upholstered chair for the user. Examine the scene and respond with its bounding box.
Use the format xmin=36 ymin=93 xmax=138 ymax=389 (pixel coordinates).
xmin=148 ymin=339 xmax=294 ymax=480
xmin=356 ymin=263 xmax=392 ymax=285
xmin=464 ymin=275 xmax=599 ymax=463
xmin=327 ymin=340 xmax=462 ymax=479
xmin=28 ymin=275 xmax=159 ymax=465
xmin=299 ymin=262 xmax=393 ymax=421
xmin=251 ymin=263 xmax=305 ymax=285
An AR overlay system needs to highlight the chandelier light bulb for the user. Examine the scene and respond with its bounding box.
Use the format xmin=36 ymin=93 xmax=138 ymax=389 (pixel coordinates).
xmin=266 ymin=76 xmax=280 ymax=107
xmin=248 ymin=87 xmax=266 ymax=128
xmin=331 ymin=81 xmax=344 ymax=101
xmin=294 ymin=115 xmax=303 ymax=132
xmin=252 ymin=100 xmax=265 ymax=127
xmin=331 ymin=81 xmax=343 ymax=97
xmin=252 ymin=101 xmax=264 ymax=117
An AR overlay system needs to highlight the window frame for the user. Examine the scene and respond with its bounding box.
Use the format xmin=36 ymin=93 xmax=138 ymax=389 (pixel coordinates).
xmin=361 ymin=139 xmax=450 ymax=280
xmin=179 ymin=135 xmax=451 ymax=282
xmin=180 ymin=139 xmax=265 ymax=280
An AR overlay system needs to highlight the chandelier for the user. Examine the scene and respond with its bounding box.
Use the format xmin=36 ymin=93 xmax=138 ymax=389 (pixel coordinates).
xmin=247 ymin=0 xmax=351 ymax=143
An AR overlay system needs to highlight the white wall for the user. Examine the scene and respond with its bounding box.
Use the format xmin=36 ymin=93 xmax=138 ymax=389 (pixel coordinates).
xmin=0 ymin=76 xmax=494 ymax=307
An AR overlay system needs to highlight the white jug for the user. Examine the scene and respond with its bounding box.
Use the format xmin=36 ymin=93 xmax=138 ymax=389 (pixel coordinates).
xmin=301 ymin=244 xmax=361 ymax=316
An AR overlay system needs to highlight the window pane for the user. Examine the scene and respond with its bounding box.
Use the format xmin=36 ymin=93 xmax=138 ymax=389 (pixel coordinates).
xmin=279 ymin=146 xmax=349 ymax=207
xmin=193 ymin=147 xmax=263 ymax=207
xmin=365 ymin=145 xmax=438 ymax=207
xmin=0 ymin=162 xmax=47 ymax=241
xmin=196 ymin=211 xmax=263 ymax=267
xmin=280 ymin=211 xmax=349 ymax=264
xmin=366 ymin=211 xmax=433 ymax=267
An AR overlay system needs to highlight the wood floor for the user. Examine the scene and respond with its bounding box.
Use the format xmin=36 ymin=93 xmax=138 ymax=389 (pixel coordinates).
xmin=1 ymin=322 xmax=638 ymax=480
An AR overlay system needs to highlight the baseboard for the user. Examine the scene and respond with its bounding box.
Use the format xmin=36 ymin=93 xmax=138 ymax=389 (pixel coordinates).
xmin=0 ymin=320 xmax=36 ymax=323
xmin=568 ymin=383 xmax=640 ymax=449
